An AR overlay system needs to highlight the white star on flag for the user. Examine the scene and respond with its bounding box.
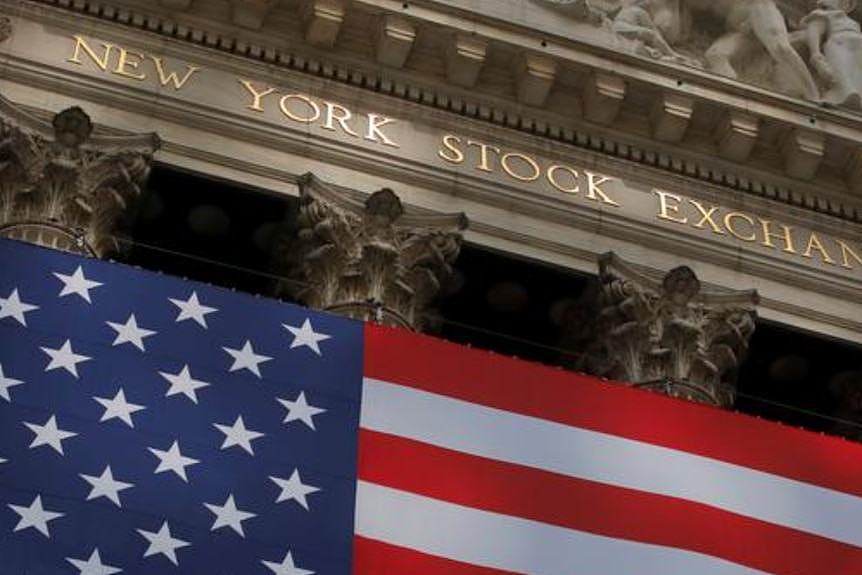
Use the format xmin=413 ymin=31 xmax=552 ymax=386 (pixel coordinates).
xmin=214 ymin=415 xmax=265 ymax=455
xmin=270 ymin=469 xmax=320 ymax=510
xmin=137 ymin=521 xmax=190 ymax=566
xmin=169 ymin=291 xmax=217 ymax=328
xmin=148 ymin=440 xmax=199 ymax=482
xmin=80 ymin=465 xmax=134 ymax=507
xmin=54 ymin=265 xmax=102 ymax=303
xmin=8 ymin=495 xmax=64 ymax=538
xmin=66 ymin=548 xmax=122 ymax=575
xmin=41 ymin=339 xmax=91 ymax=378
xmin=106 ymin=313 xmax=156 ymax=351
xmin=262 ymin=551 xmax=314 ymax=575
xmin=94 ymin=388 xmax=146 ymax=428
xmin=0 ymin=363 xmax=24 ymax=402
xmin=223 ymin=340 xmax=272 ymax=378
xmin=277 ymin=391 xmax=326 ymax=430
xmin=25 ymin=414 xmax=77 ymax=455
xmin=204 ymin=494 xmax=256 ymax=537
xmin=159 ymin=365 xmax=210 ymax=404
xmin=283 ymin=318 xmax=331 ymax=356
xmin=0 ymin=288 xmax=38 ymax=326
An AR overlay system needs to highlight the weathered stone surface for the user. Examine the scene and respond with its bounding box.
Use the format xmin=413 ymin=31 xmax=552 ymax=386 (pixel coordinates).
xmin=0 ymin=95 xmax=160 ymax=256
xmin=570 ymin=252 xmax=759 ymax=407
xmin=0 ymin=16 xmax=11 ymax=43
xmin=280 ymin=174 xmax=467 ymax=329
xmin=536 ymin=0 xmax=836 ymax=104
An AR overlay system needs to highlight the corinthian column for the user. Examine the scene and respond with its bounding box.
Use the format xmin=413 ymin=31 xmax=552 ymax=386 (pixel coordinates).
xmin=0 ymin=94 xmax=160 ymax=256
xmin=581 ymin=253 xmax=759 ymax=407
xmin=281 ymin=173 xmax=467 ymax=329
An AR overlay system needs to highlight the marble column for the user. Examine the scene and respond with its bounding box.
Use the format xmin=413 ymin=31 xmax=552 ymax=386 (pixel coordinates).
xmin=280 ymin=173 xmax=467 ymax=329
xmin=0 ymin=94 xmax=160 ymax=256
xmin=573 ymin=253 xmax=759 ymax=407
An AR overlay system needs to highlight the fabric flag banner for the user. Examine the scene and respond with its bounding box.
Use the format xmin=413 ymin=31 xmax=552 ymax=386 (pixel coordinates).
xmin=1 ymin=238 xmax=862 ymax=575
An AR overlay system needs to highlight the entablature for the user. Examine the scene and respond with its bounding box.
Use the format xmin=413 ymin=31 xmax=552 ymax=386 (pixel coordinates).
xmin=11 ymin=0 xmax=862 ymax=223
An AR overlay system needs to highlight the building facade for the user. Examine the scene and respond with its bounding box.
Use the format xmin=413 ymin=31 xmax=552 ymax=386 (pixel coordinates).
xmin=1 ymin=0 xmax=861 ymax=427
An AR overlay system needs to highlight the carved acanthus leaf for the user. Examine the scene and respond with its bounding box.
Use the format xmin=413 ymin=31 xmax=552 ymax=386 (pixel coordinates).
xmin=280 ymin=173 xmax=467 ymax=329
xmin=576 ymin=252 xmax=759 ymax=407
xmin=0 ymin=94 xmax=160 ymax=256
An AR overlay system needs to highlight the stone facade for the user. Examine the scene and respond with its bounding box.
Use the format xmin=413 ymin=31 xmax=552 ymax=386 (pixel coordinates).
xmin=0 ymin=0 xmax=860 ymax=411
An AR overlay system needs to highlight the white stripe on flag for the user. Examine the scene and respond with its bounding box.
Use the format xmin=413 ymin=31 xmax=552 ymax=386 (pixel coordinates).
xmin=361 ymin=377 xmax=862 ymax=548
xmin=355 ymin=481 xmax=772 ymax=575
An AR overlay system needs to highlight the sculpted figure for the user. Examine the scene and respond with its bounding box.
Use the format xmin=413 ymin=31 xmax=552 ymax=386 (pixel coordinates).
xmin=537 ymin=0 xmax=821 ymax=100
xmin=612 ymin=0 xmax=697 ymax=64
xmin=689 ymin=0 xmax=820 ymax=100
xmin=801 ymin=0 xmax=862 ymax=109
xmin=539 ymin=0 xmax=606 ymax=24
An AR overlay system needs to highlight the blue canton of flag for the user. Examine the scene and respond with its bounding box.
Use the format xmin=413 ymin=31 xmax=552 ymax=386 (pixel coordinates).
xmin=0 ymin=238 xmax=363 ymax=575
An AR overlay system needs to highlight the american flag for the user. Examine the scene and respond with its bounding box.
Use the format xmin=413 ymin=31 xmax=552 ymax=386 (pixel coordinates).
xmin=1 ymin=238 xmax=862 ymax=575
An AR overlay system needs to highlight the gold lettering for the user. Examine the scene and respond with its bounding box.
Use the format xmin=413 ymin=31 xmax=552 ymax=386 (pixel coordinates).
xmin=501 ymin=152 xmax=541 ymax=182
xmin=150 ymin=56 xmax=200 ymax=90
xmin=585 ymin=172 xmax=620 ymax=206
xmin=802 ymin=233 xmax=836 ymax=265
xmin=438 ymin=135 xmax=465 ymax=164
xmin=466 ymin=140 xmax=500 ymax=172
xmin=279 ymin=94 xmax=321 ymax=123
xmin=323 ymin=102 xmax=359 ymax=137
xmin=653 ymin=189 xmax=687 ymax=224
xmin=112 ymin=47 xmax=146 ymax=80
xmin=238 ymin=80 xmax=276 ymax=112
xmin=689 ymin=200 xmax=724 ymax=234
xmin=547 ymin=165 xmax=579 ymax=194
xmin=837 ymin=240 xmax=862 ymax=269
xmin=67 ymin=35 xmax=115 ymax=71
xmin=759 ymin=219 xmax=797 ymax=254
xmin=365 ymin=114 xmax=399 ymax=148
xmin=724 ymin=212 xmax=757 ymax=242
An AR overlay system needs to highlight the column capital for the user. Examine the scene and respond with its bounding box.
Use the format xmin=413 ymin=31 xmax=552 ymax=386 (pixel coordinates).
xmin=282 ymin=173 xmax=467 ymax=329
xmin=0 ymin=95 xmax=160 ymax=256
xmin=585 ymin=252 xmax=759 ymax=407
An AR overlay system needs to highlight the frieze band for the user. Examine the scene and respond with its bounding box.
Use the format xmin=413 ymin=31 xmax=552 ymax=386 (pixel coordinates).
xmin=60 ymin=32 xmax=862 ymax=276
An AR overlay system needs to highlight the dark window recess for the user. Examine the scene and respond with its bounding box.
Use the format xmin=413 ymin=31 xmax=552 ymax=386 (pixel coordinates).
xmin=124 ymin=164 xmax=295 ymax=296
xmin=125 ymin=166 xmax=862 ymax=440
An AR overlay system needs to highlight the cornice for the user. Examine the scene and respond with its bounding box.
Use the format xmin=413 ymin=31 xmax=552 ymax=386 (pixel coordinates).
xmin=6 ymin=0 xmax=862 ymax=226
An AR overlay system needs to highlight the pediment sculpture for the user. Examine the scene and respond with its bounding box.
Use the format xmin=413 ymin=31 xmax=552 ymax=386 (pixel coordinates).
xmin=536 ymin=0 xmax=862 ymax=110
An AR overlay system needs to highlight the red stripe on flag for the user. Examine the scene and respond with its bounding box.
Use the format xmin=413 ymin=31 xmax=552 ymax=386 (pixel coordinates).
xmin=353 ymin=535 xmax=519 ymax=575
xmin=364 ymin=323 xmax=862 ymax=499
xmin=358 ymin=429 xmax=862 ymax=575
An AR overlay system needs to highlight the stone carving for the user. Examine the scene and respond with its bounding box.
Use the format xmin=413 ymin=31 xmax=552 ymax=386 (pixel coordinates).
xmin=801 ymin=0 xmax=862 ymax=109
xmin=0 ymin=17 xmax=11 ymax=43
xmin=536 ymin=0 xmax=822 ymax=102
xmin=0 ymin=94 xmax=160 ymax=256
xmin=279 ymin=174 xmax=467 ymax=329
xmin=539 ymin=0 xmax=606 ymax=24
xmin=612 ymin=1 xmax=697 ymax=65
xmin=577 ymin=253 xmax=758 ymax=407
xmin=694 ymin=0 xmax=819 ymax=100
